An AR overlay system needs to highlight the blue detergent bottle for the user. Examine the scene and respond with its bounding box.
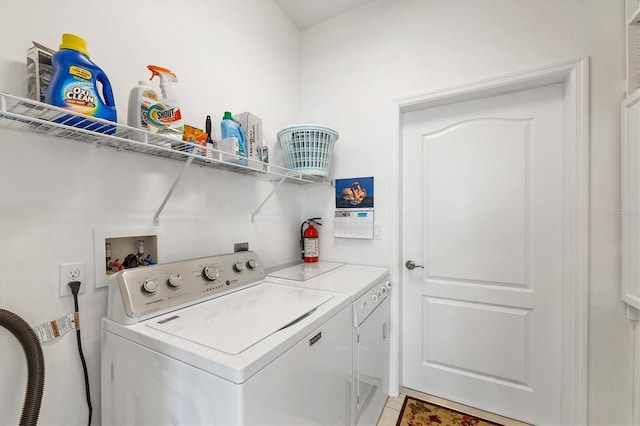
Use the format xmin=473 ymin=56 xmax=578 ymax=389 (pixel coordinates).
xmin=220 ymin=111 xmax=246 ymax=164
xmin=45 ymin=34 xmax=117 ymax=134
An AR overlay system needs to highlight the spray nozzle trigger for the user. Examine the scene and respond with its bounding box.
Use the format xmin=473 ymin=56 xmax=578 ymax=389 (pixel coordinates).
xmin=147 ymin=65 xmax=178 ymax=83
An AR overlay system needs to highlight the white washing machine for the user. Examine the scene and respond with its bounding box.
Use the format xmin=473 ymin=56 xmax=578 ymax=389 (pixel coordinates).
xmin=265 ymin=261 xmax=391 ymax=426
xmin=101 ymin=251 xmax=353 ymax=425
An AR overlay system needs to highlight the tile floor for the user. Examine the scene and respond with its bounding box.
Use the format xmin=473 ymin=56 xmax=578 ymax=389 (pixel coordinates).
xmin=376 ymin=388 xmax=531 ymax=426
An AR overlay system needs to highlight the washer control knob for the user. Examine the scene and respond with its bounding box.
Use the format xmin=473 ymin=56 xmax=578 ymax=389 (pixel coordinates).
xmin=385 ymin=281 xmax=392 ymax=289
xmin=168 ymin=274 xmax=183 ymax=287
xmin=142 ymin=279 xmax=159 ymax=293
xmin=234 ymin=261 xmax=246 ymax=273
xmin=376 ymin=289 xmax=383 ymax=297
xmin=247 ymin=259 xmax=258 ymax=269
xmin=203 ymin=266 xmax=219 ymax=281
xmin=371 ymin=294 xmax=379 ymax=303
xmin=381 ymin=286 xmax=387 ymax=294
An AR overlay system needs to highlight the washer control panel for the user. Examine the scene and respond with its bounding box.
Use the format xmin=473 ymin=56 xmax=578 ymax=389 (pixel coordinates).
xmin=353 ymin=275 xmax=391 ymax=326
xmin=109 ymin=251 xmax=264 ymax=323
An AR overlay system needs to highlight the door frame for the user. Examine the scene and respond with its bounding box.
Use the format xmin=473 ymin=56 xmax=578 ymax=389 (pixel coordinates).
xmin=388 ymin=58 xmax=589 ymax=425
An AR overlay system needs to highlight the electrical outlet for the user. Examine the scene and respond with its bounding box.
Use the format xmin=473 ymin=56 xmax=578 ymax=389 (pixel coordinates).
xmin=59 ymin=263 xmax=86 ymax=297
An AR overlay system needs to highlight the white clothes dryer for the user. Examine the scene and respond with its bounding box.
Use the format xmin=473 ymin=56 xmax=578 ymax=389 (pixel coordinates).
xmin=265 ymin=261 xmax=391 ymax=426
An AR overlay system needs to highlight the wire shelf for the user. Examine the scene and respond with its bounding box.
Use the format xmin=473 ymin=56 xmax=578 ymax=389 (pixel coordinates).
xmin=0 ymin=92 xmax=333 ymax=186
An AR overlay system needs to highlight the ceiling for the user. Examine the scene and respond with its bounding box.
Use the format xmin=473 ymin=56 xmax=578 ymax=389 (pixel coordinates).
xmin=274 ymin=0 xmax=371 ymax=30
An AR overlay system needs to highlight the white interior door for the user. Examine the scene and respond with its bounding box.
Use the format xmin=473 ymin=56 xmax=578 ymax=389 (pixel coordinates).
xmin=401 ymin=83 xmax=565 ymax=425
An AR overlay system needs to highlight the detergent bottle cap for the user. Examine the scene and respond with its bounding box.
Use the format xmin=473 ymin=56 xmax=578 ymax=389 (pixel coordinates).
xmin=59 ymin=33 xmax=89 ymax=57
xmin=223 ymin=111 xmax=233 ymax=120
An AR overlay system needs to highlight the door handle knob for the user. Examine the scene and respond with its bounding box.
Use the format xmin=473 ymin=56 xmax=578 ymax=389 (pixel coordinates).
xmin=405 ymin=260 xmax=424 ymax=270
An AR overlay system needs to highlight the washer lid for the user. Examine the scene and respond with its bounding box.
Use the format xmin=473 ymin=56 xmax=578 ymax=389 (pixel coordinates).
xmin=145 ymin=284 xmax=333 ymax=355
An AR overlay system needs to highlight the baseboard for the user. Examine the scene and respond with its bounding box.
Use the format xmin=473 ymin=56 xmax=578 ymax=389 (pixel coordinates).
xmin=634 ymin=321 xmax=640 ymax=426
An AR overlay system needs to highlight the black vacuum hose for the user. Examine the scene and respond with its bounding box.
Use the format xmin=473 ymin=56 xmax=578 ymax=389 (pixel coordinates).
xmin=0 ymin=309 xmax=45 ymax=426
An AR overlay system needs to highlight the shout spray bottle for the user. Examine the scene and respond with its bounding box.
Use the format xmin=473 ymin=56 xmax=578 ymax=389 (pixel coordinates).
xmin=146 ymin=65 xmax=184 ymax=141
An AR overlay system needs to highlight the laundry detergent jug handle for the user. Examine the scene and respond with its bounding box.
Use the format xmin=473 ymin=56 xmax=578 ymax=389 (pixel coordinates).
xmin=96 ymin=70 xmax=116 ymax=107
xmin=238 ymin=124 xmax=246 ymax=146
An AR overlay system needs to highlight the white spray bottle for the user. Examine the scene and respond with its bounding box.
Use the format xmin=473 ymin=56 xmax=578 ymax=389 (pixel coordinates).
xmin=146 ymin=65 xmax=184 ymax=140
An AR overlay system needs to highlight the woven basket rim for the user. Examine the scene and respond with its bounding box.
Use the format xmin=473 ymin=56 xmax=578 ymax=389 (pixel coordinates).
xmin=277 ymin=124 xmax=339 ymax=140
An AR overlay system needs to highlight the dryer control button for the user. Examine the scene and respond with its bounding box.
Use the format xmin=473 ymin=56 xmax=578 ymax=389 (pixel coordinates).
xmin=142 ymin=279 xmax=159 ymax=293
xmin=203 ymin=266 xmax=219 ymax=281
xmin=168 ymin=274 xmax=183 ymax=287
xmin=371 ymin=294 xmax=379 ymax=303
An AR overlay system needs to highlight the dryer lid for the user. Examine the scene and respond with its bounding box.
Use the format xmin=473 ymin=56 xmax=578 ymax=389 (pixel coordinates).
xmin=267 ymin=261 xmax=344 ymax=281
xmin=145 ymin=283 xmax=333 ymax=355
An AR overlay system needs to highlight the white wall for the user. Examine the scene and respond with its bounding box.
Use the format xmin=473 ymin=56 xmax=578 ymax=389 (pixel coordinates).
xmin=0 ymin=1 xmax=635 ymax=425
xmin=0 ymin=1 xmax=321 ymax=425
xmin=299 ymin=0 xmax=635 ymax=425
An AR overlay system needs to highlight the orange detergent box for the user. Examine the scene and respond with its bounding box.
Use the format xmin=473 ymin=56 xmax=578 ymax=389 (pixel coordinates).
xmin=182 ymin=124 xmax=208 ymax=156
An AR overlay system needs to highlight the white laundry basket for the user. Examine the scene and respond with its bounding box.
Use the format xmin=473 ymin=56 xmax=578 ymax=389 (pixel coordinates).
xmin=277 ymin=125 xmax=338 ymax=177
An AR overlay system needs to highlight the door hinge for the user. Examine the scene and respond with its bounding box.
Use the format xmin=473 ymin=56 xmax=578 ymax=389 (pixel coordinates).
xmin=383 ymin=322 xmax=388 ymax=339
xmin=357 ymin=333 xmax=360 ymax=343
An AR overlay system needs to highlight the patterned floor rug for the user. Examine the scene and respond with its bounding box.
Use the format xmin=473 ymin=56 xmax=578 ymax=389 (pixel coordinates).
xmin=396 ymin=396 xmax=504 ymax=426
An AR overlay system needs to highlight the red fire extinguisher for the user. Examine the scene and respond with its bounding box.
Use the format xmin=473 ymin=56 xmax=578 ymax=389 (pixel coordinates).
xmin=301 ymin=218 xmax=322 ymax=263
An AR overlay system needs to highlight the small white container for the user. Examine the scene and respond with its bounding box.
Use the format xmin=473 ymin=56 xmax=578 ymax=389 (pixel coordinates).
xmin=127 ymin=80 xmax=158 ymax=131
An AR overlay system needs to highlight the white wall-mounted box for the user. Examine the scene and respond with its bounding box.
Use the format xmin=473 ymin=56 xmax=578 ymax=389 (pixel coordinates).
xmin=94 ymin=226 xmax=161 ymax=288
